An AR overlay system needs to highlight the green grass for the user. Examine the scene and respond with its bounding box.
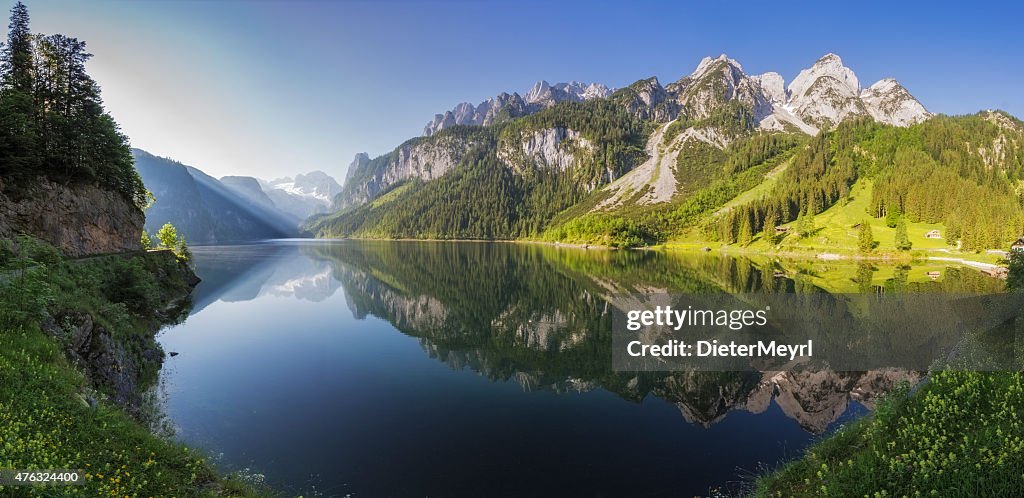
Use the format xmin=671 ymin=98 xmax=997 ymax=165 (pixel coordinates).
xmin=771 ymin=180 xmax=950 ymax=253
xmin=369 ymin=181 xmax=414 ymax=209
xmin=670 ymin=179 xmax=1009 ymax=266
xmin=714 ymin=156 xmax=792 ymax=216
xmin=754 ymin=371 xmax=1024 ymax=497
xmin=0 ymin=237 xmax=269 ymax=497
xmin=0 ymin=326 xmax=266 ymax=497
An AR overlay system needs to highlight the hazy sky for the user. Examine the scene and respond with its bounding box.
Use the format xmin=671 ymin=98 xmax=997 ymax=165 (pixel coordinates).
xmin=22 ymin=0 xmax=1024 ymax=181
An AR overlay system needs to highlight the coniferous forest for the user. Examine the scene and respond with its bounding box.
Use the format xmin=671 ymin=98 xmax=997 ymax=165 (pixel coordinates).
xmin=0 ymin=1 xmax=144 ymax=209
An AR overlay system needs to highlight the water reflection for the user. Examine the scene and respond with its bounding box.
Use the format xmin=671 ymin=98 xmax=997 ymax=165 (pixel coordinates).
xmin=185 ymin=241 xmax=1004 ymax=435
xmin=162 ymin=240 xmax=1018 ymax=496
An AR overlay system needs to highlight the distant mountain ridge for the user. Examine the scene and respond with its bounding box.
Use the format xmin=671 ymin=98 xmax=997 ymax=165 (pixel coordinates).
xmin=423 ymin=80 xmax=611 ymax=136
xmin=134 ymin=149 xmax=301 ymax=243
xmin=259 ymin=171 xmax=342 ymax=220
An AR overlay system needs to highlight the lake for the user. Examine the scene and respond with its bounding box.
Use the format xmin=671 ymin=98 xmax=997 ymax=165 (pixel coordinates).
xmin=156 ymin=240 xmax=1004 ymax=497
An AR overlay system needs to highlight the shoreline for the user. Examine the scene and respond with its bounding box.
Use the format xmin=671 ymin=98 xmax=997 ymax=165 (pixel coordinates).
xmin=297 ymin=236 xmax=1009 ymax=276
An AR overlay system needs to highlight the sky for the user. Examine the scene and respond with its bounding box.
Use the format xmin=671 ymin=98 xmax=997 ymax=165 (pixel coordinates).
xmin=21 ymin=0 xmax=1024 ymax=181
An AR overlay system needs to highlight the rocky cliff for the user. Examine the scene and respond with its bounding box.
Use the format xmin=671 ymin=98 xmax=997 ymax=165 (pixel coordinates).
xmin=336 ymin=131 xmax=486 ymax=210
xmin=497 ymin=127 xmax=595 ymax=173
xmin=0 ymin=177 xmax=143 ymax=257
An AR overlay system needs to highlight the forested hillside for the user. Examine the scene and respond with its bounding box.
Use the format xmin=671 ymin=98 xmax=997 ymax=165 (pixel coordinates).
xmin=712 ymin=114 xmax=1024 ymax=251
xmin=307 ymin=98 xmax=648 ymax=239
xmin=311 ymin=52 xmax=1024 ymax=255
xmin=0 ymin=1 xmax=144 ymax=209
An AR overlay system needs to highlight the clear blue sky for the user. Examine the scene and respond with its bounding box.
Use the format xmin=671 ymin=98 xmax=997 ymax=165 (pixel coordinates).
xmin=22 ymin=0 xmax=1024 ymax=180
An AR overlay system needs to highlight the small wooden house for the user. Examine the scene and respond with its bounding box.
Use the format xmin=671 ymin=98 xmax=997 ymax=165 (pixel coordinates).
xmin=927 ymin=271 xmax=941 ymax=281
xmin=1012 ymin=237 xmax=1024 ymax=253
xmin=775 ymin=226 xmax=789 ymax=234
xmin=925 ymin=229 xmax=942 ymax=239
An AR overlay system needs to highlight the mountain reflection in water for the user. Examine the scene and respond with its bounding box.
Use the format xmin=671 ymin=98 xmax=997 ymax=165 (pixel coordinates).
xmin=162 ymin=240 xmax=1004 ymax=497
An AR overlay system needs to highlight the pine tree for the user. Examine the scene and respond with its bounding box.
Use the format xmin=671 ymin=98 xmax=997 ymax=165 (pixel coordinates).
xmin=2 ymin=1 xmax=33 ymax=92
xmin=858 ymin=220 xmax=875 ymax=254
xmin=795 ymin=208 xmax=807 ymax=236
xmin=762 ymin=209 xmax=778 ymax=245
xmin=885 ymin=207 xmax=900 ymax=228
xmin=737 ymin=212 xmax=752 ymax=245
xmin=0 ymin=1 xmax=38 ymax=176
xmin=894 ymin=216 xmax=912 ymax=251
xmin=1008 ymin=252 xmax=1024 ymax=293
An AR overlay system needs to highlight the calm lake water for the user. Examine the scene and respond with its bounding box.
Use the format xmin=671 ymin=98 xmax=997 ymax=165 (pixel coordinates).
xmin=156 ymin=240 xmax=1003 ymax=497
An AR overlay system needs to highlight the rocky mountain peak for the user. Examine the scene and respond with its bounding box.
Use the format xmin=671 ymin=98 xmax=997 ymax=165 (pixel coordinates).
xmin=788 ymin=52 xmax=860 ymax=100
xmin=345 ymin=153 xmax=371 ymax=182
xmin=690 ymin=54 xmax=744 ymax=80
xmin=524 ymin=80 xmax=610 ymax=106
xmin=673 ymin=53 xmax=771 ymax=121
xmin=784 ymin=53 xmax=867 ymax=128
xmin=752 ymin=72 xmax=786 ymax=105
xmin=524 ymin=80 xmax=553 ymax=103
xmin=859 ymin=78 xmax=931 ymax=126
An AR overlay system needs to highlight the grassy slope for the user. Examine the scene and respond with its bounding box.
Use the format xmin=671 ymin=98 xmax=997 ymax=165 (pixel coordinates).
xmin=0 ymin=241 xmax=265 ymax=497
xmin=670 ymin=179 xmax=1007 ymax=265
xmin=713 ymin=156 xmax=792 ymax=216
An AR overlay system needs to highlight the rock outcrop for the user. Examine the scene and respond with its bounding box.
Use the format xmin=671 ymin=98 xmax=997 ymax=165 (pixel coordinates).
xmin=0 ymin=177 xmax=143 ymax=257
xmin=40 ymin=250 xmax=199 ymax=414
xmin=497 ymin=127 xmax=594 ymax=173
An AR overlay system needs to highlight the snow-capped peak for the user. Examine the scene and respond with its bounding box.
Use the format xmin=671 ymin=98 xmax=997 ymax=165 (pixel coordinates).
xmin=266 ymin=171 xmax=342 ymax=205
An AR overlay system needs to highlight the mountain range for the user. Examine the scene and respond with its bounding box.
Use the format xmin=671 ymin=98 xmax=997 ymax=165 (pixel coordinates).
xmin=308 ymin=53 xmax=1024 ymax=253
xmin=134 ymin=149 xmax=342 ymax=243
xmin=424 ymin=80 xmax=611 ymax=136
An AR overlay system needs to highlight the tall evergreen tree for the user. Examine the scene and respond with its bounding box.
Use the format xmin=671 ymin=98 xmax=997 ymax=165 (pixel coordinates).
xmin=0 ymin=1 xmax=38 ymax=176
xmin=737 ymin=212 xmax=752 ymax=245
xmin=858 ymin=221 xmax=875 ymax=254
xmin=762 ymin=209 xmax=778 ymax=245
xmin=0 ymin=2 xmax=144 ymax=208
xmin=1 ymin=1 xmax=33 ymax=92
xmin=894 ymin=216 xmax=911 ymax=251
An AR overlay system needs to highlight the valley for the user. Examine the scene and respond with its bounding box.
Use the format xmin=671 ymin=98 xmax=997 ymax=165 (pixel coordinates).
xmin=1 ymin=1 xmax=1022 ymax=497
